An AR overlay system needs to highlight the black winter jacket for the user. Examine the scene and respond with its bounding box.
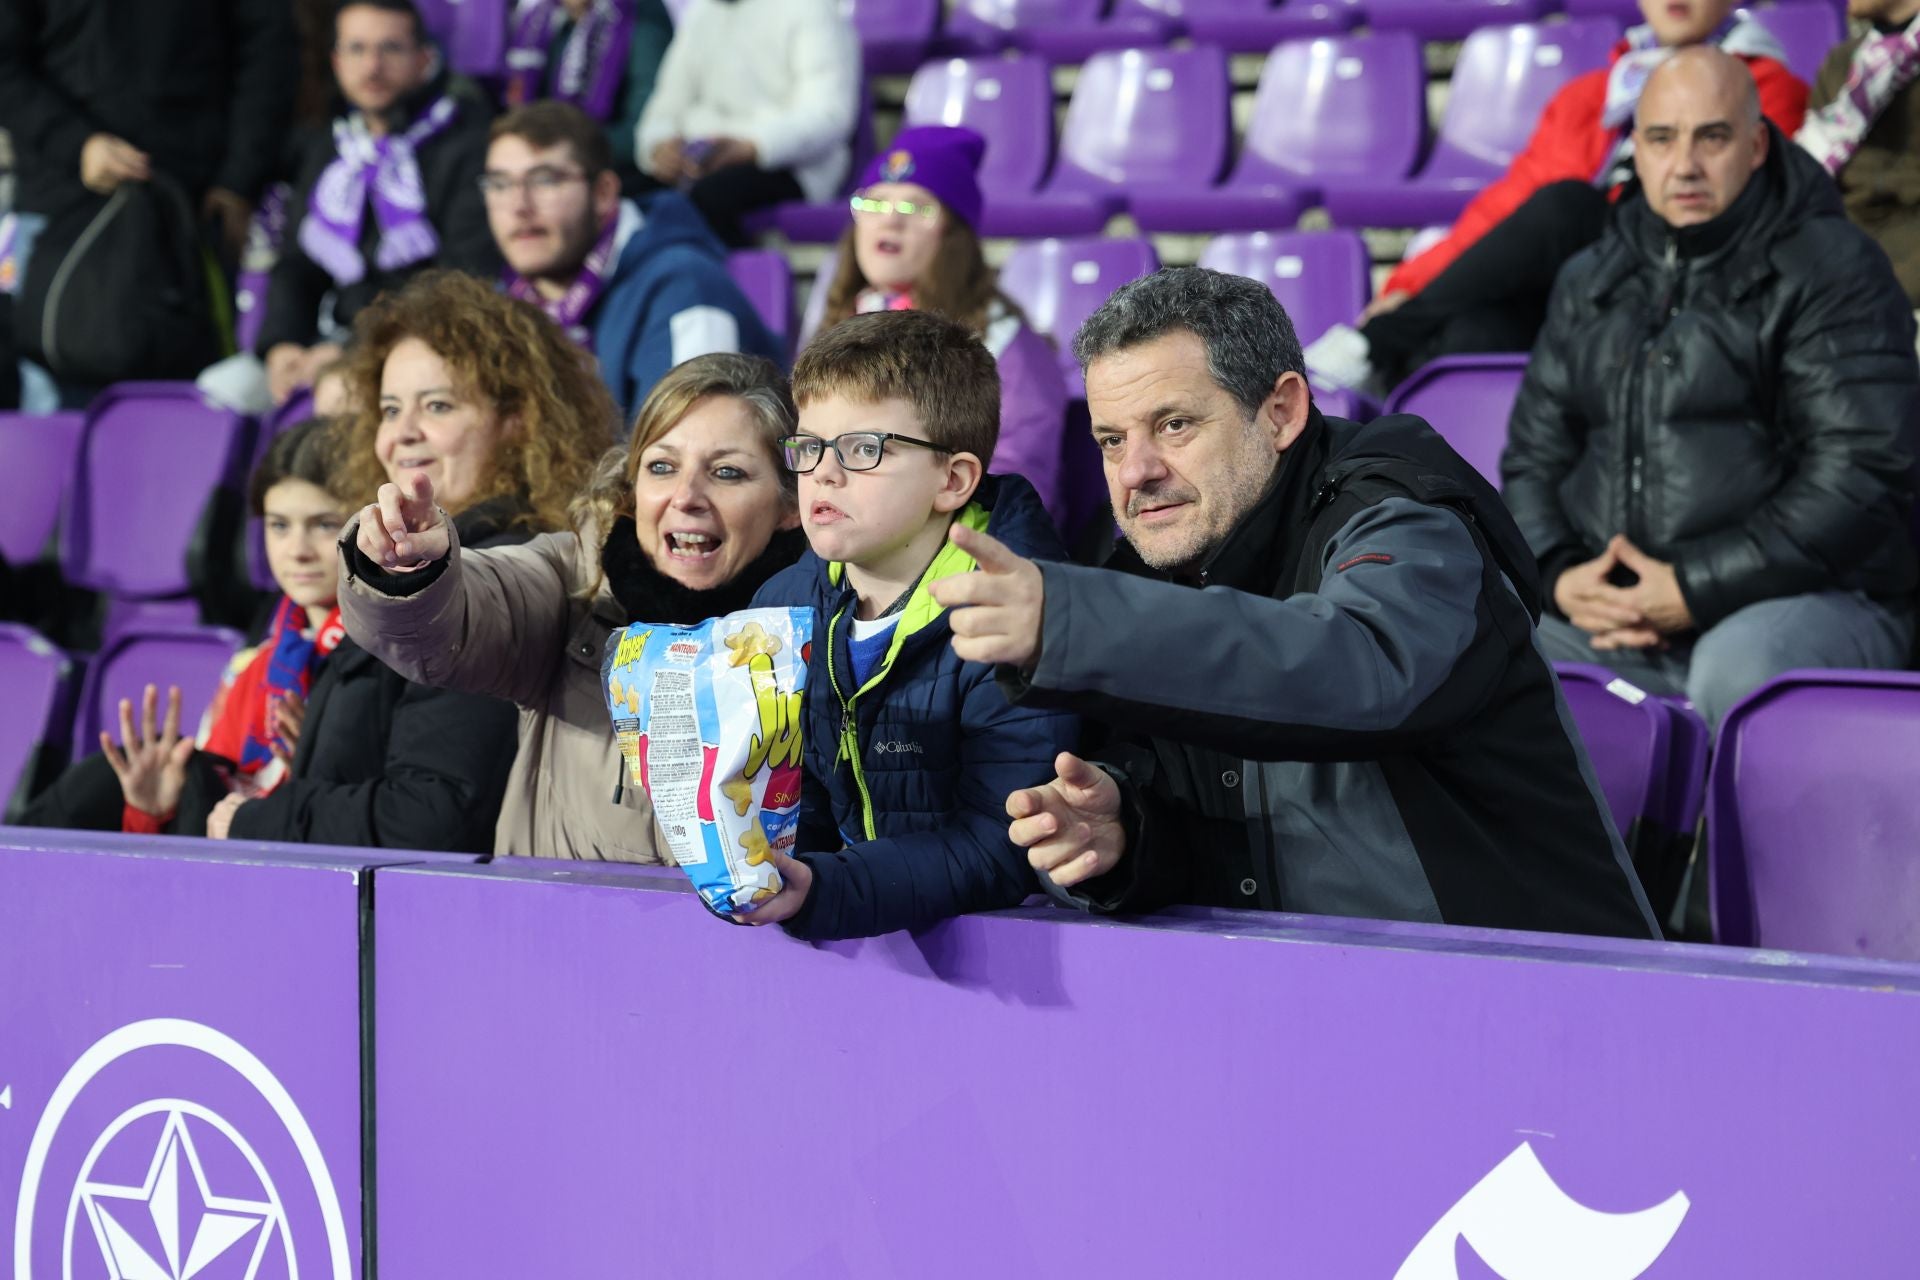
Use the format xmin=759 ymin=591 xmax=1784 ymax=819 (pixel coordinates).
xmin=0 ymin=0 xmax=297 ymax=215
xmin=227 ymin=502 xmax=524 ymax=851
xmin=1503 ymin=128 xmax=1919 ymax=630
xmin=255 ymin=70 xmax=500 ymax=353
xmin=1009 ymin=411 xmax=1659 ymax=939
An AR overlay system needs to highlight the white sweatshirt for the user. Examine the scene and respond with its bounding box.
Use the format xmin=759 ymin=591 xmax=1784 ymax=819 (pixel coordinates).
xmin=635 ymin=0 xmax=861 ymax=205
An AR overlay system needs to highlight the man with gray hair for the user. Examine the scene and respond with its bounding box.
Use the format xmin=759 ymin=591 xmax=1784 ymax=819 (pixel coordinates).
xmin=930 ymin=266 xmax=1659 ymax=938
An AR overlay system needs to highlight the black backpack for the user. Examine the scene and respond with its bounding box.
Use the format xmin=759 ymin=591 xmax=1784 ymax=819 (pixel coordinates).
xmin=16 ymin=170 xmax=221 ymax=384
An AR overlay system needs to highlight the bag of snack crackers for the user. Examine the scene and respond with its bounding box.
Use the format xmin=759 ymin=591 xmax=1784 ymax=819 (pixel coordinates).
xmin=603 ymin=606 xmax=812 ymax=914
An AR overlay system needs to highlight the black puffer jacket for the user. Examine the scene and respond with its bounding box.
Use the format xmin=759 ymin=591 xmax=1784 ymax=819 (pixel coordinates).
xmin=1503 ymin=127 xmax=1919 ymax=631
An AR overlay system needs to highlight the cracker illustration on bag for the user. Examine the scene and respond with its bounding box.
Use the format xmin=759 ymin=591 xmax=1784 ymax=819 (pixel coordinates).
xmin=602 ymin=607 xmax=812 ymax=914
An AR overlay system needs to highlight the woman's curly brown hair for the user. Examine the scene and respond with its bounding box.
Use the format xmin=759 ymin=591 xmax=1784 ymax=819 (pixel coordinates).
xmin=332 ymin=270 xmax=619 ymax=533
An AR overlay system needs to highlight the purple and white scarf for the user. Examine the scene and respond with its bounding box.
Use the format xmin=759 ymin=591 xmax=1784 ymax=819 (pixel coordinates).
xmin=1594 ymin=17 xmax=1788 ymax=183
xmin=1798 ymin=16 xmax=1920 ymax=176
xmin=505 ymin=0 xmax=635 ymax=121
xmin=504 ymin=209 xmax=621 ymax=345
xmin=298 ymin=95 xmax=458 ymax=287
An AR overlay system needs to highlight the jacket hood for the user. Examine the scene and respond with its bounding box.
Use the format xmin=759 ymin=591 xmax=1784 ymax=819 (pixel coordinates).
xmin=613 ymin=191 xmax=732 ymax=282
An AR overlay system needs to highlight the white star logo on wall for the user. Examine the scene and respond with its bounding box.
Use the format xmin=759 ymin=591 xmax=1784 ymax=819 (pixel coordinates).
xmin=79 ymin=1110 xmax=282 ymax=1280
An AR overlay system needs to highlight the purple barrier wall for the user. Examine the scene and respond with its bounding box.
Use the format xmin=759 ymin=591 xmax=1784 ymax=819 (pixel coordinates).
xmin=375 ymin=858 xmax=1920 ymax=1279
xmin=0 ymin=829 xmax=475 ymax=1280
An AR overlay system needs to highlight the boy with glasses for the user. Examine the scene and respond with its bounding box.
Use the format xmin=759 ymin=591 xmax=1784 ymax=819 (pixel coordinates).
xmin=483 ymin=101 xmax=782 ymax=420
xmin=744 ymin=309 xmax=1078 ymax=939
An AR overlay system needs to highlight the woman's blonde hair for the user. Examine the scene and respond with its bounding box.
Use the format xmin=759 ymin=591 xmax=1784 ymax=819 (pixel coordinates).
xmin=569 ymin=352 xmax=799 ymax=597
xmin=333 ymin=270 xmax=618 ymax=533
xmin=819 ymin=214 xmax=1025 ymax=337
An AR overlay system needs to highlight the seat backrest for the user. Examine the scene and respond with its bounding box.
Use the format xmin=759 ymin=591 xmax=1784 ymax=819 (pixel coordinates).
xmin=417 ymin=0 xmax=509 ymax=77
xmin=1052 ymin=45 xmax=1231 ymax=193
xmin=1737 ymin=3 xmax=1845 ymax=83
xmin=845 ymin=0 xmax=942 ymax=41
xmin=726 ymin=250 xmax=795 ymax=351
xmin=1381 ymin=354 xmax=1530 ymax=488
xmin=0 ymin=412 xmax=84 ymax=565
xmin=903 ymin=54 xmax=1057 ymax=198
xmin=1709 ymin=670 xmax=1920 ymax=960
xmin=1430 ymin=19 xmax=1623 ymax=176
xmin=71 ymin=625 xmax=246 ymax=764
xmin=1197 ymin=230 xmax=1371 ymax=347
xmin=1240 ymin=32 xmax=1425 ymax=183
xmin=951 ymin=0 xmax=1107 ymax=32
xmin=997 ymin=237 xmax=1161 ymax=343
xmin=798 ymin=249 xmax=842 ymax=353
xmin=0 ymin=625 xmax=73 ymax=821
xmin=1552 ymin=663 xmax=1672 ymax=843
xmin=61 ymin=383 xmax=253 ymax=598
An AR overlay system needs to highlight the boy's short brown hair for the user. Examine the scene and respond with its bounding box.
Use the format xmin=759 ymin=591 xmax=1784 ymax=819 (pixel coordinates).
xmin=490 ymin=100 xmax=614 ymax=178
xmin=792 ymin=310 xmax=1000 ymax=466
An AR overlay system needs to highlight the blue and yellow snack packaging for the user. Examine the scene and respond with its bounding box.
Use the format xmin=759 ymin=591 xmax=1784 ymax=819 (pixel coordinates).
xmin=603 ymin=607 xmax=811 ymax=913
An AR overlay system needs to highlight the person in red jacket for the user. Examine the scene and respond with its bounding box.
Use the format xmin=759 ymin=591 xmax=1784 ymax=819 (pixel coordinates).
xmin=1306 ymin=0 xmax=1807 ymax=395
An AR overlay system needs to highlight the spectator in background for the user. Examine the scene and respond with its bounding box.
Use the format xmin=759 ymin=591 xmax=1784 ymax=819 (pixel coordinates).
xmin=338 ymin=353 xmax=806 ymax=861
xmin=1506 ymin=50 xmax=1918 ymax=730
xmin=485 ymin=102 xmax=783 ymax=420
xmin=1305 ymin=0 xmax=1805 ymax=396
xmin=259 ymin=0 xmax=499 ymax=406
xmin=816 ymin=126 xmax=1087 ymax=538
xmin=21 ymin=421 xmax=350 ymax=837
xmin=635 ymin=0 xmax=859 ymax=247
xmin=0 ymin=0 xmax=296 ymax=407
xmin=504 ymin=0 xmax=675 ymax=176
xmin=1799 ymin=0 xmax=1920 ymax=308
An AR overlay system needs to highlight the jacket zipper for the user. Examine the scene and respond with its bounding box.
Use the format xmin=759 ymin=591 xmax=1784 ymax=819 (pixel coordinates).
xmin=42 ymin=187 xmax=131 ymax=370
xmin=1625 ymin=236 xmax=1681 ymax=545
xmin=824 ymin=605 xmax=879 ymax=841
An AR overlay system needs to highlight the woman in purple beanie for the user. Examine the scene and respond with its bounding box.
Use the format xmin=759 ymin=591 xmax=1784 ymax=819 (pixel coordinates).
xmin=814 ymin=125 xmax=1086 ymax=538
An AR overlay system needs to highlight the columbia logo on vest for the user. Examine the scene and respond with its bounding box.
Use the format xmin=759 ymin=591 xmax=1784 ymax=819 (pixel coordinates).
xmin=874 ymin=740 xmax=924 ymax=755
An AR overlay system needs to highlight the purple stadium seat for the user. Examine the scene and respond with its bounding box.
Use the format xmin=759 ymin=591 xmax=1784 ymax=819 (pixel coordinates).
xmin=903 ymin=54 xmax=1057 ymax=208
xmin=1709 ymin=670 xmax=1920 ymax=961
xmin=845 ymin=0 xmax=942 ymax=73
xmin=1197 ymin=230 xmax=1370 ymax=346
xmin=235 ymin=265 xmax=272 ymax=354
xmin=1117 ymin=0 xmax=1360 ymax=48
xmin=239 ymin=391 xmax=320 ymax=597
xmin=1380 ymin=353 xmax=1530 ymax=488
xmin=989 ymin=45 xmax=1231 ymax=238
xmin=1738 ymin=3 xmax=1846 ymax=83
xmin=69 ymin=624 xmax=246 ymax=765
xmin=998 ymin=236 xmax=1160 ymax=395
xmin=1552 ymin=663 xmax=1673 ymax=846
xmin=0 ymin=412 xmax=84 ymax=566
xmin=797 ymin=250 xmax=841 ymax=352
xmin=61 ymin=384 xmax=254 ymax=600
xmin=726 ymin=250 xmax=795 ymax=352
xmin=1563 ymin=0 xmax=1643 ymax=18
xmin=1555 ymin=663 xmax=1706 ymax=914
xmin=943 ymin=0 xmax=1173 ymax=58
xmin=1366 ymin=0 xmax=1556 ymax=41
xmin=0 ymin=625 xmax=73 ymax=820
xmin=1132 ymin=32 xmax=1424 ymax=233
xmin=417 ymin=0 xmax=509 ymax=77
xmin=1323 ymin=19 xmax=1622 ymax=228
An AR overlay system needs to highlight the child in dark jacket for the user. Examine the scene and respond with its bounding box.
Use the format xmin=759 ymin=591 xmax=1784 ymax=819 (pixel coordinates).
xmin=749 ymin=310 xmax=1079 ymax=939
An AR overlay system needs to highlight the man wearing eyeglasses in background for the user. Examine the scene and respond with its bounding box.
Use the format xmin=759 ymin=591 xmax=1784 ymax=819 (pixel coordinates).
xmin=484 ymin=101 xmax=782 ymax=421
xmin=259 ymin=0 xmax=498 ymax=406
